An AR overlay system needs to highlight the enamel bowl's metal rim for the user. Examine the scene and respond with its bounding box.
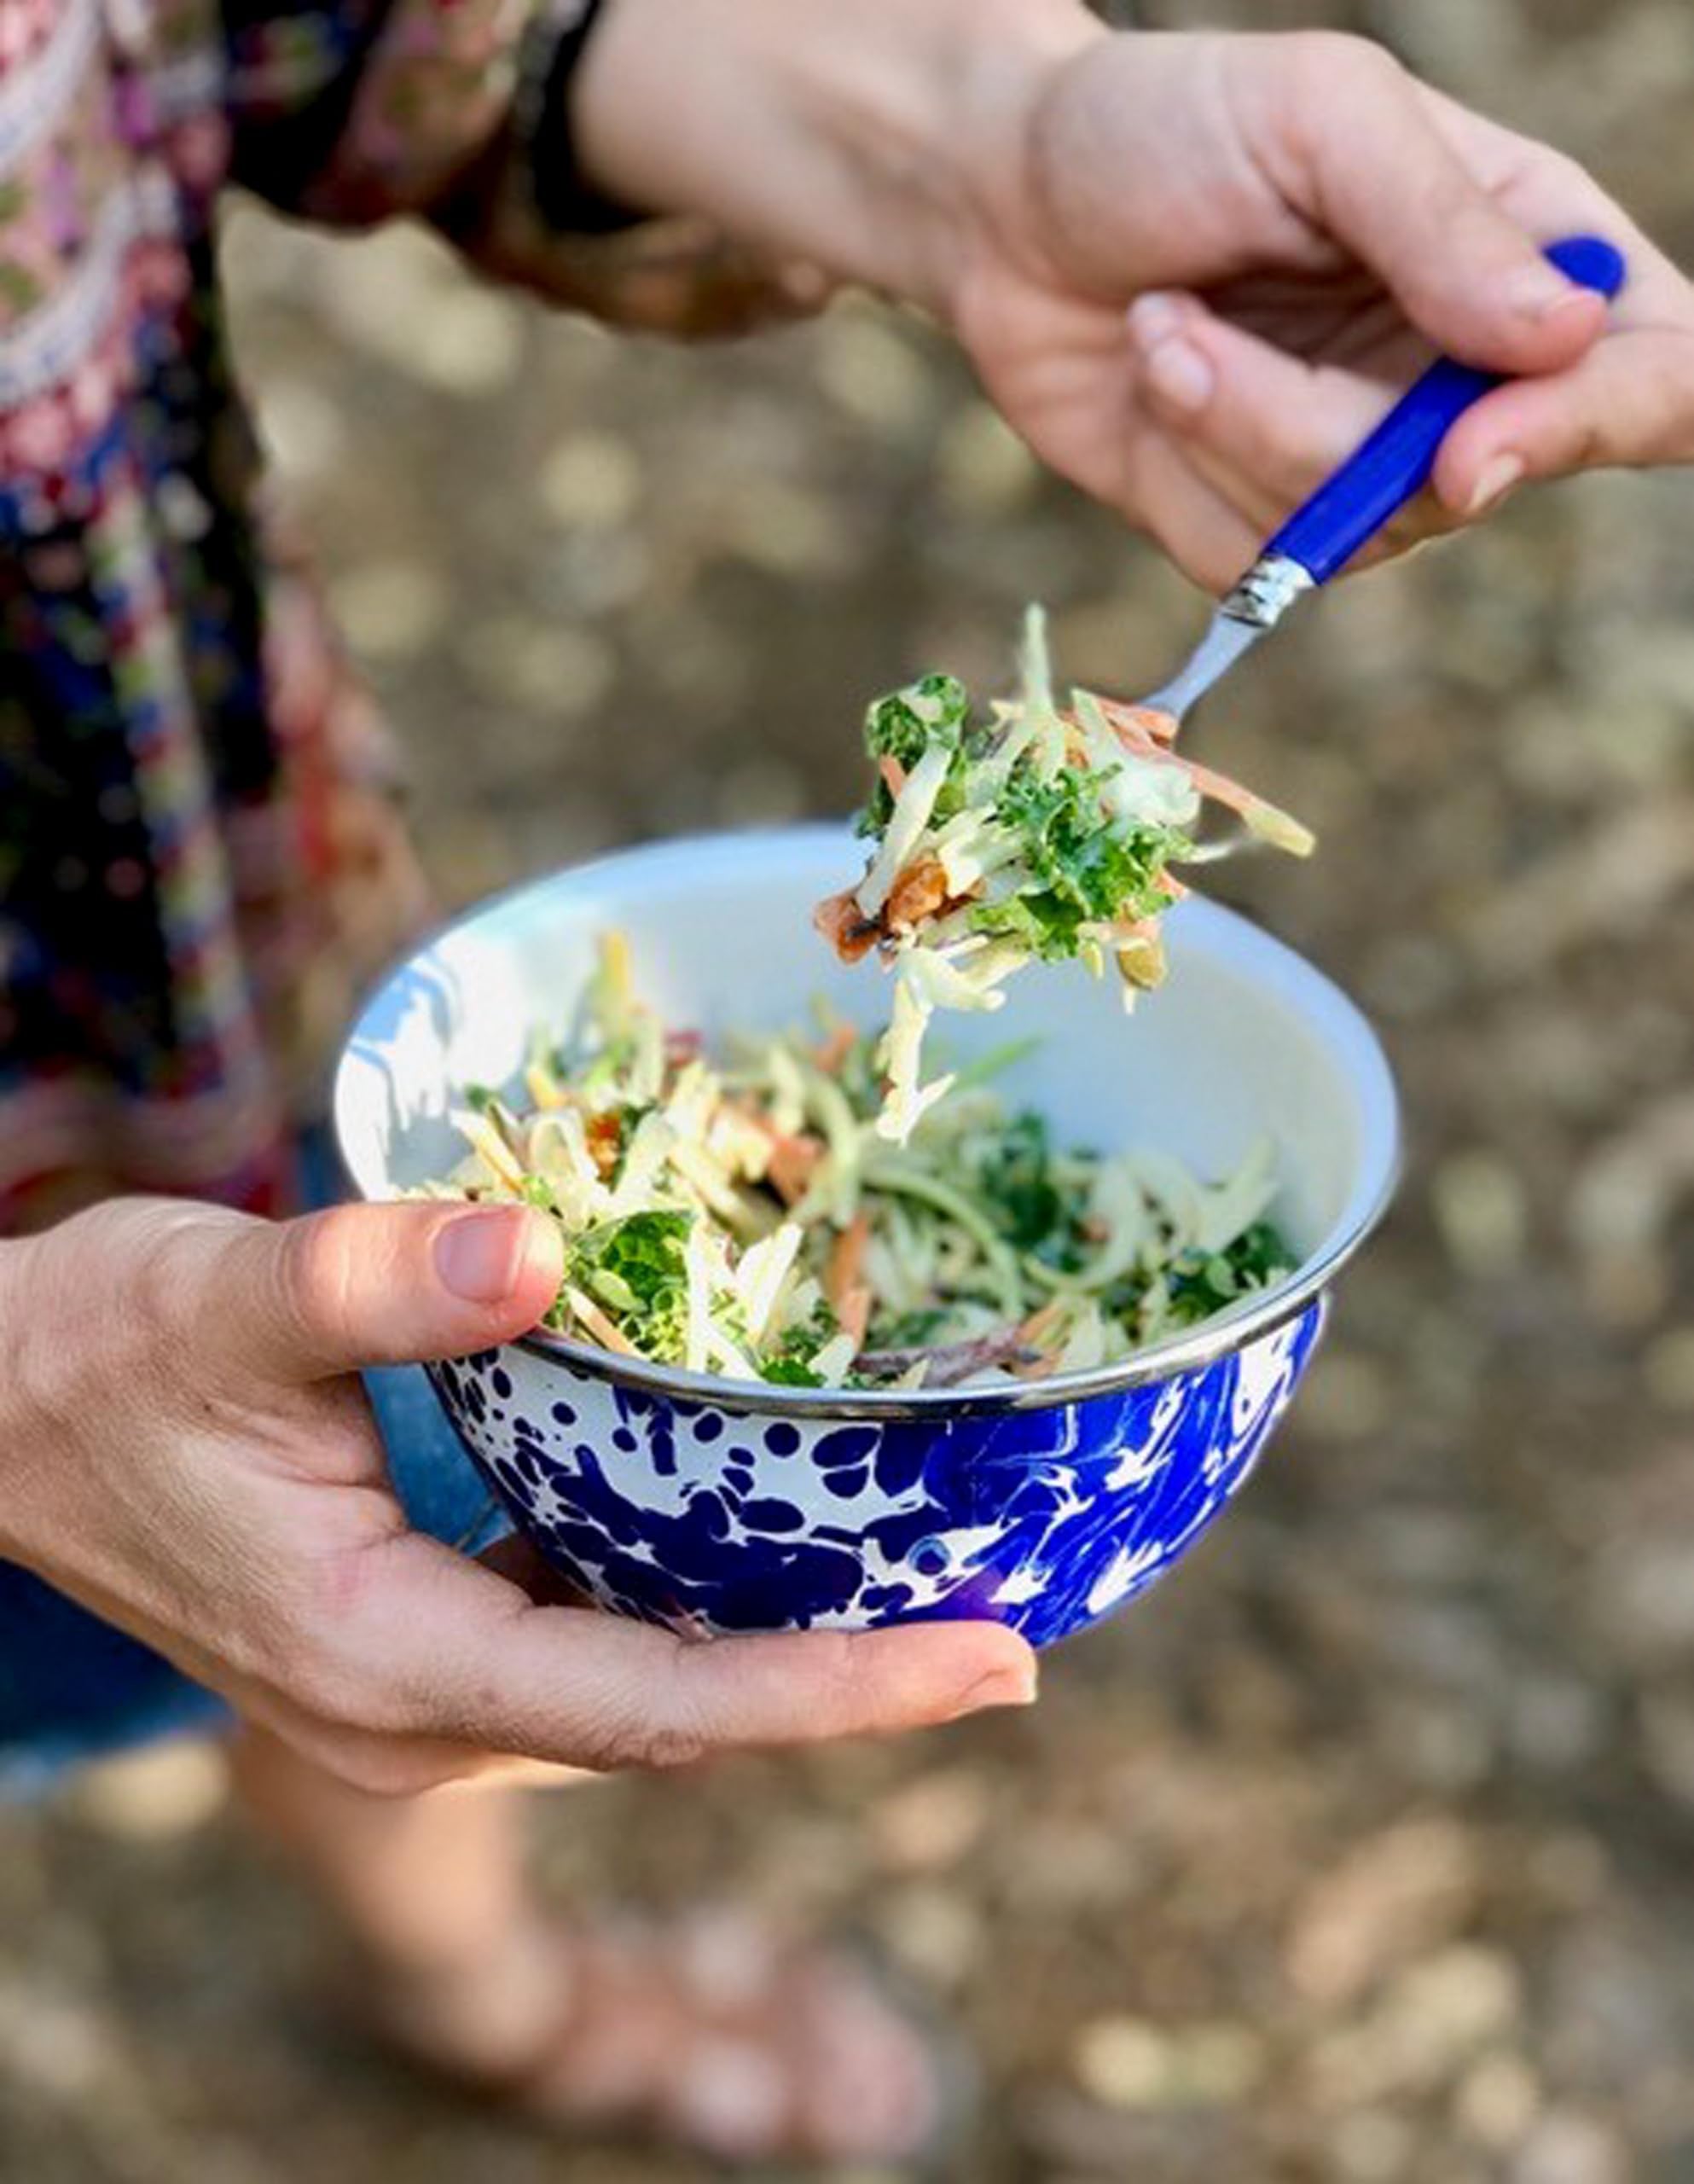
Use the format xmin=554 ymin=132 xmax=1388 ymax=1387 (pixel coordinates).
xmin=338 ymin=827 xmax=1402 ymax=1422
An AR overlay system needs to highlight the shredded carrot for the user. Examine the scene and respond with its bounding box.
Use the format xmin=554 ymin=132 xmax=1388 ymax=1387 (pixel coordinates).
xmin=839 ymin=1286 xmax=872 ymax=1349
xmin=878 ymin=755 xmax=908 ymax=798
xmin=767 ymin=1132 xmax=824 ymax=1205
xmin=885 ymin=854 xmax=949 ymax=933
xmin=826 ymin=1212 xmax=871 ymax=1328
xmin=584 ymin=1111 xmax=623 ymax=1178
xmin=813 ymin=889 xmax=881 ymax=965
xmin=1101 ymin=700 xmax=1179 ymax=746
xmin=812 ymin=1022 xmax=857 ymax=1075
xmin=1018 ymin=1299 xmax=1065 ymax=1350
xmin=1095 ymin=697 xmax=1314 ymax=854
xmin=1095 ymin=698 xmax=1174 ymax=762
xmin=827 ymin=1212 xmax=869 ymax=1298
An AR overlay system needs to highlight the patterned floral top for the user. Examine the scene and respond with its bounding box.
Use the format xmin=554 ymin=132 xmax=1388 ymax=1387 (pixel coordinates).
xmin=0 ymin=0 xmax=804 ymax=1230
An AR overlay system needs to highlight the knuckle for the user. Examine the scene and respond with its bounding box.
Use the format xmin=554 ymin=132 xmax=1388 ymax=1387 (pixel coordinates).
xmin=1291 ymin=29 xmax=1398 ymax=90
xmin=12 ymin=1204 xmax=203 ymax=1429
xmin=548 ymin=1707 xmax=668 ymax=1774
xmin=282 ymin=1644 xmax=351 ymax=1728
xmin=803 ymin=1629 xmax=877 ymax=1724
xmin=285 ymin=1628 xmax=396 ymax=1735
xmin=136 ymin=1201 xmax=256 ymax=1345
xmin=622 ymin=1718 xmax=711 ymax=1773
xmin=1279 ymin=32 xmax=1401 ymax=152
xmin=267 ymin=1213 xmax=355 ymax=1368
xmin=319 ymin=1734 xmax=463 ymax=1800
xmin=588 ymin=1644 xmax=715 ymax=1774
xmin=328 ymin=1748 xmax=405 ymax=1797
xmin=131 ymin=1217 xmax=210 ymax=1333
xmin=1534 ymin=146 xmax=1592 ymax=203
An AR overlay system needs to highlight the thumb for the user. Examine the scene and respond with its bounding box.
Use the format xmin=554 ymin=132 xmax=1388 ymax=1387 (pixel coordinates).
xmin=223 ymin=1200 xmax=565 ymax=1385
xmin=1273 ymin=40 xmax=1606 ymax=376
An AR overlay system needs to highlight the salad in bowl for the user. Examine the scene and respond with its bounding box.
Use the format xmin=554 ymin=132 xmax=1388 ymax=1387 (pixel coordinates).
xmin=420 ymin=934 xmax=1297 ymax=1394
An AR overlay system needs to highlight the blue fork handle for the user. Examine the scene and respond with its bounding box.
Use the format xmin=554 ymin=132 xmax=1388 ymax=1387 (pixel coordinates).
xmin=1263 ymin=234 xmax=1627 ymax=587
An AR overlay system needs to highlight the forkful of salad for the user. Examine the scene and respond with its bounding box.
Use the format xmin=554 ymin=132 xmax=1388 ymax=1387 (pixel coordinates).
xmin=820 ymin=235 xmax=1627 ymax=1142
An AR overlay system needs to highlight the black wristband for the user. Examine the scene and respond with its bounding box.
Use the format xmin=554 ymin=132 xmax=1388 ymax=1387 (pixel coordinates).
xmin=514 ymin=0 xmax=645 ymax=236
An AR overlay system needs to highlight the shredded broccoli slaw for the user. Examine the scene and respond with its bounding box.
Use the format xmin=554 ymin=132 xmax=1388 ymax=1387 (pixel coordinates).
xmin=815 ymin=606 xmax=1314 ymax=1145
xmin=421 ymin=934 xmax=1296 ymax=1393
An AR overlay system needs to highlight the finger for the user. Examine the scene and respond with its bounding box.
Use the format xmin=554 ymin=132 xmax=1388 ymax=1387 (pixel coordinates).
xmin=1128 ymin=293 xmax=1474 ymax=565
xmin=219 ymin=1200 xmax=566 ymax=1385
xmin=1129 ymin=290 xmax=1413 ymax=515
xmin=1266 ymin=36 xmax=1609 ymax=378
xmin=1431 ymin=328 xmax=1694 ymax=518
xmin=339 ymin=1534 xmax=1038 ymax=1770
xmin=1114 ymin=402 xmax=1265 ymax=595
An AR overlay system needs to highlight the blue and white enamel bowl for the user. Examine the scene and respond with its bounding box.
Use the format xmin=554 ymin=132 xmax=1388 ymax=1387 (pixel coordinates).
xmin=334 ymin=827 xmax=1398 ymax=1648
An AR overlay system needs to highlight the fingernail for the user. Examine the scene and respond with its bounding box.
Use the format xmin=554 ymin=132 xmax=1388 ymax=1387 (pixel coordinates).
xmin=1466 ymin=452 xmax=1525 ymax=517
xmin=1505 ymin=262 xmax=1586 ymax=324
xmin=779 ymin=259 xmax=834 ymax=309
xmin=1127 ymin=291 xmax=1183 ymax=346
xmin=952 ymin=1659 xmax=1039 ymax=1718
xmin=435 ymin=1205 xmax=531 ymax=1303
xmin=1142 ymin=335 xmax=1215 ymax=416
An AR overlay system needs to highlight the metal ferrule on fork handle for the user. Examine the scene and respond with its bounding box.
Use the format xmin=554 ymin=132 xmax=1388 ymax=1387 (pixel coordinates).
xmin=1219 ymin=553 xmax=1316 ymax=632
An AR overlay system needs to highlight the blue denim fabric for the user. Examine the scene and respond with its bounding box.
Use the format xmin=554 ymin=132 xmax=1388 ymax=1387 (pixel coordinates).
xmin=0 ymin=1135 xmax=509 ymax=1794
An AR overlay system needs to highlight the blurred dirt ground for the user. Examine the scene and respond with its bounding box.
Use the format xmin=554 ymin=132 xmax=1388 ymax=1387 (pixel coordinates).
xmin=6 ymin=3 xmax=1694 ymax=2179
